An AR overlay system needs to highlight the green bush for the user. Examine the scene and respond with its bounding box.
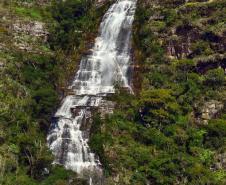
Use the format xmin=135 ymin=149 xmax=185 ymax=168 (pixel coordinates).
xmin=204 ymin=68 xmax=225 ymax=87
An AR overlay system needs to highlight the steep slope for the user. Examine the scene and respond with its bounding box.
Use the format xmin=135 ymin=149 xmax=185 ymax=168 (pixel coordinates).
xmin=0 ymin=0 xmax=111 ymax=184
xmin=47 ymin=1 xmax=137 ymax=184
xmin=89 ymin=0 xmax=226 ymax=184
xmin=0 ymin=0 xmax=225 ymax=185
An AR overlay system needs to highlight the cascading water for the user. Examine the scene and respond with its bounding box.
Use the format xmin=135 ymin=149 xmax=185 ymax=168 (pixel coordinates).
xmin=47 ymin=0 xmax=137 ymax=182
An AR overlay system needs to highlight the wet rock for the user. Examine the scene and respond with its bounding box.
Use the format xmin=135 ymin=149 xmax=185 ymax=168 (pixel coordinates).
xmin=98 ymin=100 xmax=115 ymax=119
xmin=42 ymin=167 xmax=50 ymax=175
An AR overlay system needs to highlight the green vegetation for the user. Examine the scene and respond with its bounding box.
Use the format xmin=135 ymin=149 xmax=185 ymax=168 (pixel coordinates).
xmin=0 ymin=0 xmax=225 ymax=185
xmin=0 ymin=0 xmax=110 ymax=184
xmin=14 ymin=6 xmax=43 ymax=20
xmin=89 ymin=0 xmax=226 ymax=184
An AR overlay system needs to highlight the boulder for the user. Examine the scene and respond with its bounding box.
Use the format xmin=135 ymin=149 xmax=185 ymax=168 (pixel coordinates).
xmin=196 ymin=100 xmax=224 ymax=125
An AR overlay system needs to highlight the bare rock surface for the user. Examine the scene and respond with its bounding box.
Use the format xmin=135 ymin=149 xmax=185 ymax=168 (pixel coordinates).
xmin=98 ymin=100 xmax=115 ymax=119
xmin=11 ymin=20 xmax=50 ymax=53
xmin=196 ymin=100 xmax=224 ymax=125
xmin=13 ymin=21 xmax=48 ymax=38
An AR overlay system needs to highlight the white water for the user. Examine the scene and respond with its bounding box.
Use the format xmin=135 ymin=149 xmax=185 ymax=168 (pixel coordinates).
xmin=47 ymin=0 xmax=137 ymax=181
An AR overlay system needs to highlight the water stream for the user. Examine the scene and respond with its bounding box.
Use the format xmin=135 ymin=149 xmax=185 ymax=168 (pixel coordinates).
xmin=47 ymin=0 xmax=137 ymax=183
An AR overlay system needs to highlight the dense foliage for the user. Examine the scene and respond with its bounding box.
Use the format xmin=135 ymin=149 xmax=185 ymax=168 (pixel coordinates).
xmin=89 ymin=0 xmax=226 ymax=184
xmin=0 ymin=0 xmax=109 ymax=184
xmin=0 ymin=0 xmax=225 ymax=185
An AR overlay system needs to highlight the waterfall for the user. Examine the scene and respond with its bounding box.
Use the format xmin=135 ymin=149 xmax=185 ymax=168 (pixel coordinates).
xmin=47 ymin=0 xmax=137 ymax=182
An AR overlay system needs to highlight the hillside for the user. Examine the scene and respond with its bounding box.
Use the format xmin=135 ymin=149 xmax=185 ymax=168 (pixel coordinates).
xmin=0 ymin=0 xmax=109 ymax=184
xmin=89 ymin=0 xmax=226 ymax=184
xmin=0 ymin=0 xmax=225 ymax=185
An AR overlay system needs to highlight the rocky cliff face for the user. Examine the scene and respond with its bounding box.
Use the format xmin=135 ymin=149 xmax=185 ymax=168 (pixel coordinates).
xmin=0 ymin=1 xmax=51 ymax=66
xmin=136 ymin=0 xmax=225 ymax=67
xmin=0 ymin=0 xmax=225 ymax=184
xmin=0 ymin=0 xmax=53 ymax=181
xmin=107 ymin=0 xmax=226 ymax=184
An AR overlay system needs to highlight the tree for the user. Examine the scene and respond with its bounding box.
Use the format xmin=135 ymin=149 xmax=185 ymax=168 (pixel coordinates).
xmin=139 ymin=89 xmax=180 ymax=128
xmin=205 ymin=68 xmax=225 ymax=87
